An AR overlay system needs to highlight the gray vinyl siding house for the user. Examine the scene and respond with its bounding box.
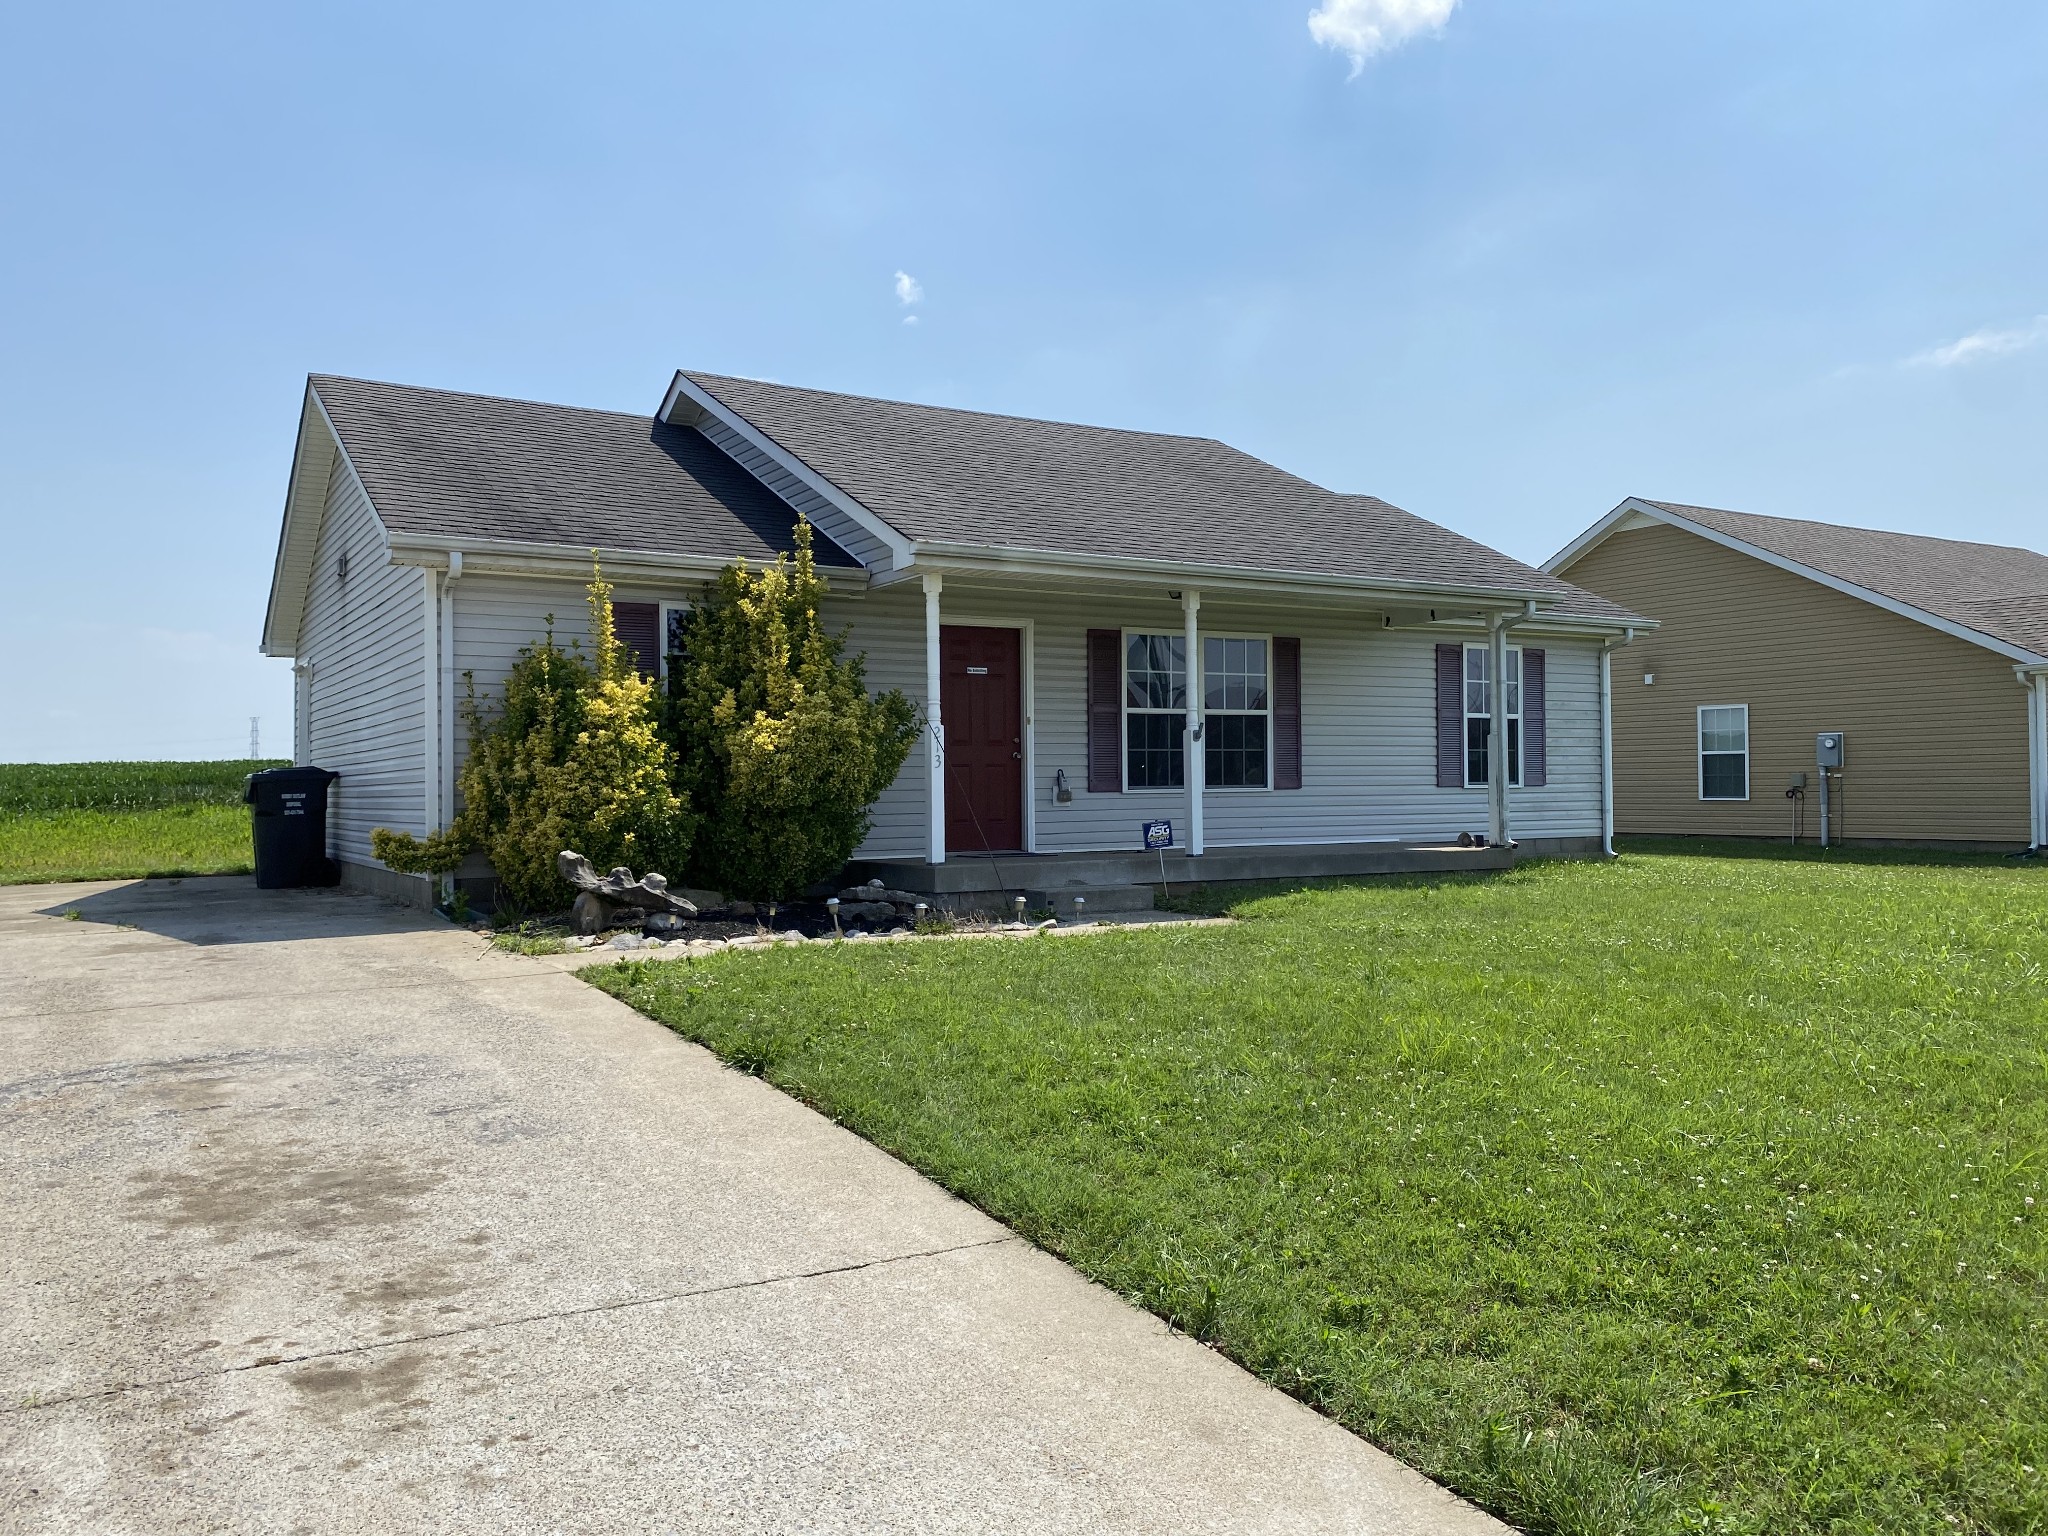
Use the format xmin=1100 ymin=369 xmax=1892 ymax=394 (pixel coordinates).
xmin=262 ymin=371 xmax=1649 ymax=907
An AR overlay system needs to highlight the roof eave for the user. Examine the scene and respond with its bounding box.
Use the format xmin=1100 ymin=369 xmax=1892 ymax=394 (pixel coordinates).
xmin=381 ymin=530 xmax=872 ymax=589
xmin=261 ymin=381 xmax=350 ymax=658
xmin=897 ymin=539 xmax=1643 ymax=626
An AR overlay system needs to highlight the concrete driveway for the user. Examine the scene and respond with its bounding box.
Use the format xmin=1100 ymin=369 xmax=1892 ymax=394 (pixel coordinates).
xmin=0 ymin=876 xmax=1502 ymax=1535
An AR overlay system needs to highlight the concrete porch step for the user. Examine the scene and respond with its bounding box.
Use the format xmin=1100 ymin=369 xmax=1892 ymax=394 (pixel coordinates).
xmin=1023 ymin=884 xmax=1158 ymax=916
xmin=848 ymin=839 xmax=1517 ymax=898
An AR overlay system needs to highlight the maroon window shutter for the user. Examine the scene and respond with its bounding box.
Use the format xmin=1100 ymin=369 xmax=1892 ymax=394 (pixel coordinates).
xmin=1273 ymin=637 xmax=1302 ymax=790
xmin=1522 ymin=647 xmax=1547 ymax=788
xmin=613 ymin=602 xmax=661 ymax=677
xmin=1435 ymin=644 xmax=1463 ymax=788
xmin=1087 ymin=629 xmax=1123 ymax=793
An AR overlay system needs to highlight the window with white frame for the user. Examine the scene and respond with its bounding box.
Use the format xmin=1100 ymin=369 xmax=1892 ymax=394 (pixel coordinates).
xmin=659 ymin=602 xmax=691 ymax=680
xmin=1463 ymin=644 xmax=1521 ymax=788
xmin=1698 ymin=705 xmax=1749 ymax=800
xmin=1124 ymin=634 xmax=1186 ymax=788
xmin=1203 ymin=636 xmax=1269 ymax=788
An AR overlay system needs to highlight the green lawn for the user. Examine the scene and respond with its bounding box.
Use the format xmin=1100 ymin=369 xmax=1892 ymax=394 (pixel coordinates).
xmin=0 ymin=760 xmax=281 ymax=884
xmin=594 ymin=851 xmax=2047 ymax=1536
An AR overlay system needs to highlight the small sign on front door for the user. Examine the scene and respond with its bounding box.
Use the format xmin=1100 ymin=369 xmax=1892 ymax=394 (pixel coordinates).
xmin=1142 ymin=819 xmax=1173 ymax=850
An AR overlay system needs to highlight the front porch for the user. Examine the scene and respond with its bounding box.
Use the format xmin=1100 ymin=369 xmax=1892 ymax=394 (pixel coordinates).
xmin=848 ymin=838 xmax=1519 ymax=915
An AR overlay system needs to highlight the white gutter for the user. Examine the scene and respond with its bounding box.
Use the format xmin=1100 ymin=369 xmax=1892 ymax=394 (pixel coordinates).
xmin=895 ymin=541 xmax=1567 ymax=612
xmin=383 ymin=532 xmax=872 ymax=590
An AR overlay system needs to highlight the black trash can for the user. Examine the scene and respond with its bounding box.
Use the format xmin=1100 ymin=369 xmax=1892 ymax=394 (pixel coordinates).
xmin=244 ymin=767 xmax=341 ymax=888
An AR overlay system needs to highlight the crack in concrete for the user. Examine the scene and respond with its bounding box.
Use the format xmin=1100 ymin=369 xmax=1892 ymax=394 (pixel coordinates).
xmin=4 ymin=1235 xmax=1022 ymax=1416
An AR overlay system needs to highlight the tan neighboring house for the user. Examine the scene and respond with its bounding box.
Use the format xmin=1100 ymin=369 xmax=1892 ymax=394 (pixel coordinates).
xmin=1545 ymin=499 xmax=2048 ymax=852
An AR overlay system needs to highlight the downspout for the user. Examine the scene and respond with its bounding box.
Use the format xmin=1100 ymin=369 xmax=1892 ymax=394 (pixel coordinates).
xmin=1599 ymin=627 xmax=1635 ymax=857
xmin=1487 ymin=612 xmax=1510 ymax=849
xmin=420 ymin=567 xmax=439 ymax=845
xmin=1183 ymin=589 xmax=1204 ymax=857
xmin=439 ymin=552 xmax=463 ymax=904
xmin=2030 ymin=669 xmax=2048 ymax=853
xmin=2037 ymin=672 xmax=2048 ymax=852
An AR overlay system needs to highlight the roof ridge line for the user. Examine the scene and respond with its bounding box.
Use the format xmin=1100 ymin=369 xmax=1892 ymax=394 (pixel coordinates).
xmin=682 ymin=370 xmax=1234 ymax=449
xmin=1643 ymin=498 xmax=2048 ymax=563
xmin=310 ymin=374 xmax=659 ymax=428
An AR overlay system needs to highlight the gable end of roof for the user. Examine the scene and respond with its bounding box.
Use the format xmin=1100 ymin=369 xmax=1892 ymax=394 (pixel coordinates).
xmin=1548 ymin=497 xmax=2048 ymax=665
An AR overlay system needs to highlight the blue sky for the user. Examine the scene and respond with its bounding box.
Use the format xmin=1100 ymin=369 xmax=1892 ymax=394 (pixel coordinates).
xmin=2 ymin=0 xmax=2042 ymax=761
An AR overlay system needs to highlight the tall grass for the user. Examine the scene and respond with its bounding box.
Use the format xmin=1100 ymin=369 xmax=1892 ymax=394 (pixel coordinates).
xmin=0 ymin=760 xmax=286 ymax=814
xmin=0 ymin=761 xmax=285 ymax=883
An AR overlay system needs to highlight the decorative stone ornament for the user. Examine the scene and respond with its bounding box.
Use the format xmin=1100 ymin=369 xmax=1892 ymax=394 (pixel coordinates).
xmin=558 ymin=850 xmax=699 ymax=935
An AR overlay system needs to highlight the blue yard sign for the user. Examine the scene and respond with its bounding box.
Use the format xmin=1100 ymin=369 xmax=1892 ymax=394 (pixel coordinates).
xmin=1142 ymin=819 xmax=1174 ymax=851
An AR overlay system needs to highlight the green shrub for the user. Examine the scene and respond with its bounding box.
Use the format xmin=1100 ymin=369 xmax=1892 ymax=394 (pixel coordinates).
xmin=374 ymin=562 xmax=695 ymax=911
xmin=668 ymin=520 xmax=917 ymax=901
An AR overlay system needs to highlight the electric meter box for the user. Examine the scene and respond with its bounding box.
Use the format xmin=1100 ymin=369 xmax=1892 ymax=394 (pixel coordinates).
xmin=1816 ymin=732 xmax=1845 ymax=769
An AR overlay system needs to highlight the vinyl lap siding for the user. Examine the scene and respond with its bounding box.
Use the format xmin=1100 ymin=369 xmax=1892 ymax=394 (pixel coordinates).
xmin=693 ymin=418 xmax=895 ymax=575
xmin=296 ymin=462 xmax=426 ymax=865
xmin=433 ymin=574 xmax=1604 ymax=865
xmin=1563 ymin=522 xmax=2030 ymax=844
xmin=841 ymin=587 xmax=1605 ymax=855
xmin=440 ymin=574 xmax=934 ymax=855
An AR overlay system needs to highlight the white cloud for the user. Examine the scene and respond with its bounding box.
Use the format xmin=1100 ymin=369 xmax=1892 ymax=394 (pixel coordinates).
xmin=902 ymin=314 xmax=920 ymax=326
xmin=1905 ymin=315 xmax=2048 ymax=369
xmin=1308 ymin=0 xmax=1458 ymax=77
xmin=893 ymin=270 xmax=923 ymax=306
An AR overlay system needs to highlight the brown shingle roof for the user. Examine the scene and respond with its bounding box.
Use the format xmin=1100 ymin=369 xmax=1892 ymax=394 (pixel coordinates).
xmin=312 ymin=375 xmax=858 ymax=566
xmin=1640 ymin=501 xmax=2048 ymax=660
xmin=1331 ymin=496 xmax=1645 ymax=626
xmin=685 ymin=371 xmax=1648 ymax=618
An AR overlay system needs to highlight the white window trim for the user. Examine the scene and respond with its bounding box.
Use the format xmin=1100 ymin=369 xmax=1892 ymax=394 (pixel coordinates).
xmin=657 ymin=601 xmax=691 ymax=680
xmin=1120 ymin=628 xmax=1275 ymax=793
xmin=1199 ymin=631 xmax=1275 ymax=793
xmin=1462 ymin=642 xmax=1523 ymax=790
xmin=1121 ymin=627 xmax=1188 ymax=796
xmin=1697 ymin=703 xmax=1751 ymax=802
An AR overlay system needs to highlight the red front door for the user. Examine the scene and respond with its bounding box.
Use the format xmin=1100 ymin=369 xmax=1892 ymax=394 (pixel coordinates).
xmin=941 ymin=625 xmax=1024 ymax=853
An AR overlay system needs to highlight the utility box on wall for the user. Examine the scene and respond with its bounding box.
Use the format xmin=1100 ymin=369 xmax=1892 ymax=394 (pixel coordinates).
xmin=1816 ymin=732 xmax=1845 ymax=769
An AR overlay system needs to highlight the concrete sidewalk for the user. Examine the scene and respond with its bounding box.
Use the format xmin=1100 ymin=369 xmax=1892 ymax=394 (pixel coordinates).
xmin=0 ymin=876 xmax=1503 ymax=1535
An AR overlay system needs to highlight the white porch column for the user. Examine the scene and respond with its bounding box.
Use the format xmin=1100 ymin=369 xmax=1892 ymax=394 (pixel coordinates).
xmin=1487 ymin=612 xmax=1510 ymax=849
xmin=420 ymin=567 xmax=440 ymax=836
xmin=924 ymin=573 xmax=946 ymax=865
xmin=1183 ymin=589 xmax=1204 ymax=857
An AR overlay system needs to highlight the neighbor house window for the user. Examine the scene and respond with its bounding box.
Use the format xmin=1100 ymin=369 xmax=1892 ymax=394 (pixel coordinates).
xmin=1125 ymin=634 xmax=1186 ymax=788
xmin=1203 ymin=636 xmax=1269 ymax=788
xmin=1698 ymin=705 xmax=1749 ymax=800
xmin=1463 ymin=644 xmax=1521 ymax=788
